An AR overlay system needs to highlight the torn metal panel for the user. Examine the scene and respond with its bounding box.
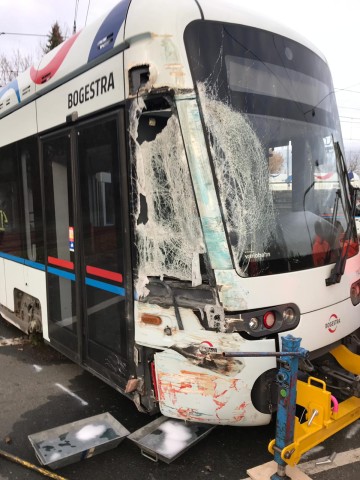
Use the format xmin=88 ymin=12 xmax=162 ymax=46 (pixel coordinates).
xmin=154 ymin=339 xmax=276 ymax=425
xmin=124 ymin=0 xmax=201 ymax=95
xmin=129 ymin=97 xmax=205 ymax=298
xmin=135 ymin=301 xmax=205 ymax=350
xmin=139 ymin=279 xmax=217 ymax=308
xmin=215 ymin=269 xmax=249 ymax=311
xmin=136 ymin=301 xmax=247 ymax=377
xmin=176 ymin=94 xmax=233 ymax=270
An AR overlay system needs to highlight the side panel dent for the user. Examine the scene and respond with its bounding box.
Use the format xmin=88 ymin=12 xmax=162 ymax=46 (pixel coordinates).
xmin=154 ymin=341 xmax=275 ymax=426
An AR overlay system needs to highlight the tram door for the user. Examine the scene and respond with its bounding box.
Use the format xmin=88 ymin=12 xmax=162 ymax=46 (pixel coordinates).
xmin=42 ymin=113 xmax=130 ymax=387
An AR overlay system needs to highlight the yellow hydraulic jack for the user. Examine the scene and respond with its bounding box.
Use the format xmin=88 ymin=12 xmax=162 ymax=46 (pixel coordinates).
xmin=268 ymin=342 xmax=360 ymax=473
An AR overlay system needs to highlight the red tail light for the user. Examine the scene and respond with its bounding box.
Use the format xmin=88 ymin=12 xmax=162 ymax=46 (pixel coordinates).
xmin=350 ymin=280 xmax=360 ymax=306
xmin=263 ymin=311 xmax=276 ymax=329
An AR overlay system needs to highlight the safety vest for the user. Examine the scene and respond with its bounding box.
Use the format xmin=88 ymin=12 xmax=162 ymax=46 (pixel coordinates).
xmin=0 ymin=210 xmax=8 ymax=232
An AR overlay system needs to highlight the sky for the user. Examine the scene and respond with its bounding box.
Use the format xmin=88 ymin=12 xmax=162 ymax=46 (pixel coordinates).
xmin=1 ymin=0 xmax=360 ymax=153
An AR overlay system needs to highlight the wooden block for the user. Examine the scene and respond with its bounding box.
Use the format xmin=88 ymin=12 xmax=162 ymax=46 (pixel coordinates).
xmin=247 ymin=460 xmax=313 ymax=480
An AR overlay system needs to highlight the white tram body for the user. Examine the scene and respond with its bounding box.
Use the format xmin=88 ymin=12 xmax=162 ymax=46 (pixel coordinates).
xmin=0 ymin=0 xmax=359 ymax=426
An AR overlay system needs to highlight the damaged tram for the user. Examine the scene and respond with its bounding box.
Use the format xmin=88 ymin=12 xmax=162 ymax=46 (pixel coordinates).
xmin=0 ymin=0 xmax=359 ymax=426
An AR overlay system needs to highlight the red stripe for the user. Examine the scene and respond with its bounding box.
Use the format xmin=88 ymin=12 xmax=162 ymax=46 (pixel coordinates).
xmin=315 ymin=172 xmax=334 ymax=180
xmin=86 ymin=265 xmax=123 ymax=283
xmin=30 ymin=32 xmax=81 ymax=84
xmin=48 ymin=256 xmax=74 ymax=270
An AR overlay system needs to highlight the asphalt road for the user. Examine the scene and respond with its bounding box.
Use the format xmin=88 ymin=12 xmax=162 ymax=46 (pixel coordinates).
xmin=1 ymin=316 xmax=360 ymax=480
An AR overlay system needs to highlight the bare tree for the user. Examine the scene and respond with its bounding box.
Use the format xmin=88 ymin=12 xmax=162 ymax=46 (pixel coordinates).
xmin=0 ymin=50 xmax=33 ymax=87
xmin=347 ymin=151 xmax=360 ymax=176
xmin=269 ymin=150 xmax=285 ymax=175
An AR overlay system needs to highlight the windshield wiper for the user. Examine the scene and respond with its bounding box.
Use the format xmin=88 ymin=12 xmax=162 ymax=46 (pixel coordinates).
xmin=326 ymin=142 xmax=358 ymax=286
xmin=330 ymin=189 xmax=340 ymax=227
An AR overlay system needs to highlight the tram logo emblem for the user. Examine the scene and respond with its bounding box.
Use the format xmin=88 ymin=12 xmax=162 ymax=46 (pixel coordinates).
xmin=198 ymin=341 xmax=218 ymax=355
xmin=325 ymin=314 xmax=340 ymax=333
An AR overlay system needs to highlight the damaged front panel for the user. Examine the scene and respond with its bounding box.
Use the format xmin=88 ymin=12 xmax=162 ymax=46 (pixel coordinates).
xmin=128 ymin=91 xmax=278 ymax=423
xmin=153 ymin=336 xmax=276 ymax=426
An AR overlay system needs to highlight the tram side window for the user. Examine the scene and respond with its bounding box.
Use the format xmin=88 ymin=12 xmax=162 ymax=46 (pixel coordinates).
xmin=19 ymin=137 xmax=44 ymax=263
xmin=0 ymin=138 xmax=43 ymax=261
xmin=0 ymin=144 xmax=23 ymax=256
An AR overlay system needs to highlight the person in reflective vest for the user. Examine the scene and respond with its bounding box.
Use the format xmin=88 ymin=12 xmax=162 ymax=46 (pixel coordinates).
xmin=0 ymin=208 xmax=8 ymax=244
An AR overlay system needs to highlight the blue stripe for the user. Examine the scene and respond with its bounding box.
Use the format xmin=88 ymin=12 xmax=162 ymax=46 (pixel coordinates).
xmin=85 ymin=277 xmax=125 ymax=296
xmin=0 ymin=252 xmax=125 ymax=296
xmin=0 ymin=252 xmax=47 ymax=272
xmin=48 ymin=266 xmax=76 ymax=281
xmin=0 ymin=79 xmax=21 ymax=103
xmin=87 ymin=0 xmax=130 ymax=62
xmin=25 ymin=259 xmax=46 ymax=271
xmin=0 ymin=252 xmax=25 ymax=264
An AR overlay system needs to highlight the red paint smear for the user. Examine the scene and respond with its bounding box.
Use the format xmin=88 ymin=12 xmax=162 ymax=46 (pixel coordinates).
xmin=150 ymin=362 xmax=159 ymax=401
xmin=179 ymin=410 xmax=205 ymax=422
xmin=181 ymin=370 xmax=210 ymax=378
xmin=214 ymin=399 xmax=226 ymax=411
xmin=229 ymin=379 xmax=240 ymax=391
xmin=180 ymin=383 xmax=193 ymax=389
xmin=178 ymin=407 xmax=195 ymax=419
xmin=30 ymin=32 xmax=81 ymax=84
xmin=233 ymin=413 xmax=245 ymax=422
xmin=214 ymin=389 xmax=228 ymax=398
xmin=232 ymin=401 xmax=247 ymax=422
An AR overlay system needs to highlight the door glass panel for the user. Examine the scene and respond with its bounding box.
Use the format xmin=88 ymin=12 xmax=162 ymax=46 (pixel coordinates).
xmin=78 ymin=119 xmax=127 ymax=371
xmin=20 ymin=137 xmax=44 ymax=263
xmin=43 ymin=134 xmax=77 ymax=352
xmin=0 ymin=144 xmax=23 ymax=256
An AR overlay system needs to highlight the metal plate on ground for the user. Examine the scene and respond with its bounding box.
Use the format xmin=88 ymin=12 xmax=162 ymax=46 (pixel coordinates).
xmin=128 ymin=416 xmax=215 ymax=463
xmin=28 ymin=412 xmax=129 ymax=469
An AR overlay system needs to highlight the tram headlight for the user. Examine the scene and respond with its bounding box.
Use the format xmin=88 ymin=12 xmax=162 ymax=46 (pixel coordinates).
xmin=350 ymin=280 xmax=360 ymax=306
xmin=225 ymin=303 xmax=300 ymax=337
xmin=282 ymin=307 xmax=296 ymax=325
xmin=249 ymin=317 xmax=260 ymax=330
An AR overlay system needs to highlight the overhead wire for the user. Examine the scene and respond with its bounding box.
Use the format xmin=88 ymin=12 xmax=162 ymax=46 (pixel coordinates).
xmin=73 ymin=0 xmax=80 ymax=34
xmin=85 ymin=0 xmax=91 ymax=27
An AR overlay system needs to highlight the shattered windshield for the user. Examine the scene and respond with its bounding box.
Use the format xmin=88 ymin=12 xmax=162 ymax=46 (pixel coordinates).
xmin=184 ymin=20 xmax=358 ymax=277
